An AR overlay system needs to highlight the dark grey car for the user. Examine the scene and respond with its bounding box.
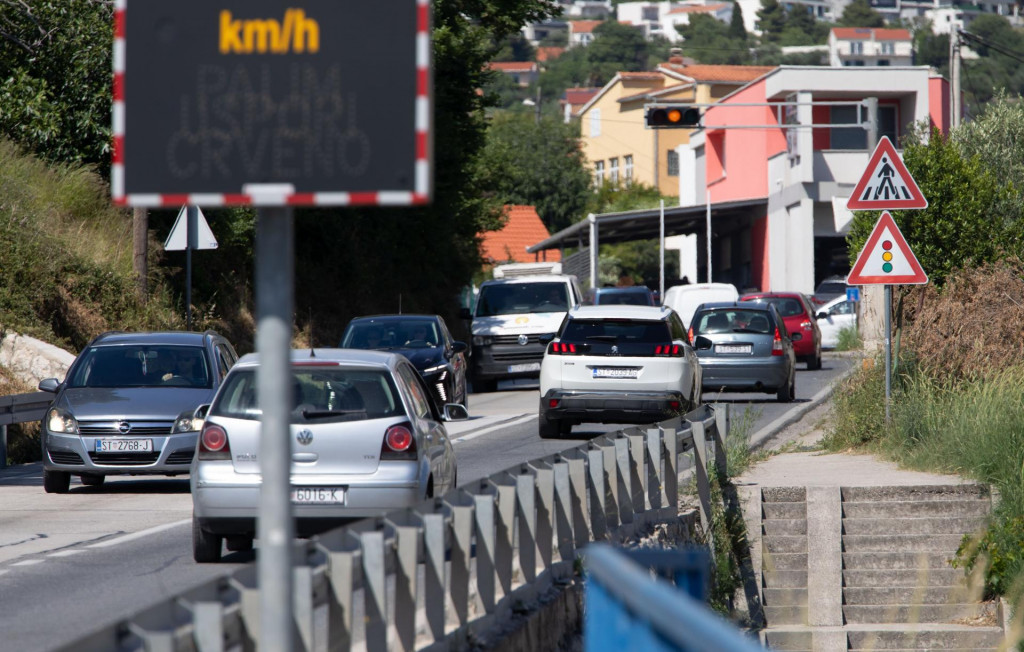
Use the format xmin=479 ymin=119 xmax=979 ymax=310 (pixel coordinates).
xmin=38 ymin=330 xmax=238 ymax=493
xmin=689 ymin=302 xmax=796 ymax=402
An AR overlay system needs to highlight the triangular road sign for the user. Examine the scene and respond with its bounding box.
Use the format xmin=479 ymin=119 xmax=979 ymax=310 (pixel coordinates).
xmin=846 ymin=136 xmax=928 ymax=211
xmin=164 ymin=205 xmax=218 ymax=251
xmin=846 ymin=211 xmax=928 ymax=285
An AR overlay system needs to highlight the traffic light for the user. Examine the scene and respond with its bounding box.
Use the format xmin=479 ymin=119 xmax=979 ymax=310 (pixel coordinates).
xmin=645 ymin=105 xmax=701 ymax=128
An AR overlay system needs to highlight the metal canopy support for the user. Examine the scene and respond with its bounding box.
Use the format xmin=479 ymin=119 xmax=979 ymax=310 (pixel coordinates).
xmin=255 ymin=206 xmax=296 ymax=652
xmin=588 ymin=213 xmax=598 ymax=290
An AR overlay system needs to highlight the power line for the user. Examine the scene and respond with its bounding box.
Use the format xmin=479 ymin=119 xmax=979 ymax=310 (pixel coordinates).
xmin=958 ymin=29 xmax=1024 ymax=65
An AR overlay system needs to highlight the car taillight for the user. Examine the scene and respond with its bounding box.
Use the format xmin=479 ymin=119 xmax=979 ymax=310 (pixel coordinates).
xmin=198 ymin=423 xmax=230 ymax=460
xmin=772 ymin=328 xmax=784 ymax=356
xmin=800 ymin=320 xmax=812 ymax=330
xmin=669 ymin=399 xmax=681 ymax=411
xmin=548 ymin=342 xmax=578 ymax=355
xmin=381 ymin=422 xmax=417 ymax=460
xmin=687 ymin=327 xmax=694 ymax=344
xmin=654 ymin=344 xmax=682 ymax=356
xmin=549 ymin=398 xmax=560 ymax=408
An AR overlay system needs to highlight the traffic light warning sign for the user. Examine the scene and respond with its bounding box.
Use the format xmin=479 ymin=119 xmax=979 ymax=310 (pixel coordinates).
xmin=846 ymin=136 xmax=927 ymax=211
xmin=846 ymin=211 xmax=928 ymax=285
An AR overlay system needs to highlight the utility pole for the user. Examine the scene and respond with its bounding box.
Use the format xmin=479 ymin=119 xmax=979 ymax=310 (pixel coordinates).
xmin=950 ymin=29 xmax=962 ymax=128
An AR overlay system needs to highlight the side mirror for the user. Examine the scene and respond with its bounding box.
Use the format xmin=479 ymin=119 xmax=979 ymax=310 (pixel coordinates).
xmin=458 ymin=308 xmax=472 ymax=320
xmin=693 ymin=335 xmax=713 ymax=351
xmin=790 ymin=332 xmax=802 ymax=341
xmin=451 ymin=341 xmax=468 ymax=355
xmin=38 ymin=378 xmax=60 ymax=393
xmin=816 ymin=312 xmax=827 ymax=320
xmin=443 ymin=403 xmax=470 ymax=421
xmin=538 ymin=333 xmax=555 ymax=345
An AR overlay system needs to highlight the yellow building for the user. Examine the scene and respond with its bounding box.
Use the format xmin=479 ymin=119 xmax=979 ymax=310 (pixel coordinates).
xmin=578 ymin=59 xmax=774 ymax=196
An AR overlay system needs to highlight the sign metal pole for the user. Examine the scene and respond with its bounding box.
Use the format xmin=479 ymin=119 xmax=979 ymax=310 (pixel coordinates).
xmin=186 ymin=205 xmax=197 ymax=330
xmin=884 ymin=284 xmax=891 ymax=424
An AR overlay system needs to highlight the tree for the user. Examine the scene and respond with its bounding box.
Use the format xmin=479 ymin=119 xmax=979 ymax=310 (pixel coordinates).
xmin=954 ymin=91 xmax=1024 ymax=214
xmin=678 ymin=15 xmax=753 ymax=65
xmin=729 ymin=5 xmax=748 ymax=40
xmin=837 ymin=0 xmax=885 ymax=28
xmin=586 ymin=21 xmax=651 ymax=82
xmin=475 ymin=113 xmax=592 ymax=232
xmin=493 ymin=33 xmax=536 ymax=62
xmin=0 ymin=0 xmax=113 ymax=171
xmin=756 ymin=0 xmax=789 ymax=44
xmin=781 ymin=5 xmax=828 ymax=45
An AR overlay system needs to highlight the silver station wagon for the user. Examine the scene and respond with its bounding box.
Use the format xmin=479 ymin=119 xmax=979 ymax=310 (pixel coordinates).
xmin=190 ymin=349 xmax=466 ymax=563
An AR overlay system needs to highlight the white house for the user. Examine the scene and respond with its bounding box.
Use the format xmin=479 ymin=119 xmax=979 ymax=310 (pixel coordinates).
xmin=828 ymin=27 xmax=914 ymax=67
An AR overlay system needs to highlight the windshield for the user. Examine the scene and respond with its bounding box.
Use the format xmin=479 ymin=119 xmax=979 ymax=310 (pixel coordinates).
xmin=560 ymin=318 xmax=671 ymax=355
xmin=212 ymin=367 xmax=404 ymax=423
xmin=744 ymin=297 xmax=805 ymax=317
xmin=68 ymin=345 xmax=212 ymax=388
xmin=476 ymin=282 xmax=569 ymax=317
xmin=341 ymin=320 xmax=440 ymax=349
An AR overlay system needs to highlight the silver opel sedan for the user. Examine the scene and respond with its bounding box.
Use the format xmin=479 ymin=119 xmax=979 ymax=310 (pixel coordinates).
xmin=190 ymin=349 xmax=465 ymax=563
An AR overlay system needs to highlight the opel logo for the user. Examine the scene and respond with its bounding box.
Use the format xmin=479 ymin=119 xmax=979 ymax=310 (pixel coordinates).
xmin=296 ymin=429 xmax=313 ymax=446
xmin=517 ymin=334 xmax=529 ymax=346
xmin=118 ymin=421 xmax=132 ymax=434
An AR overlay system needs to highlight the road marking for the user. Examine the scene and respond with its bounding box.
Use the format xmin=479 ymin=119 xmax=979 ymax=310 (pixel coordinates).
xmin=12 ymin=559 xmax=44 ymax=566
xmin=451 ymin=414 xmax=534 ymax=444
xmin=87 ymin=519 xmax=190 ymax=549
xmin=49 ymin=550 xmax=84 ymax=558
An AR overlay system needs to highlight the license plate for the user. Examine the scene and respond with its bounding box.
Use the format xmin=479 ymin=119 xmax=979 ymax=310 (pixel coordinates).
xmin=716 ymin=344 xmax=752 ymax=354
xmin=95 ymin=438 xmax=153 ymax=452
xmin=508 ymin=362 xmax=541 ymax=373
xmin=291 ymin=487 xmax=345 ymax=505
xmin=593 ymin=367 xmax=640 ymax=379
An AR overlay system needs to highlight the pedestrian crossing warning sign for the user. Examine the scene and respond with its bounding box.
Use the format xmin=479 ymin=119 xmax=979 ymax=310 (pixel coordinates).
xmin=846 ymin=211 xmax=928 ymax=285
xmin=846 ymin=136 xmax=928 ymax=211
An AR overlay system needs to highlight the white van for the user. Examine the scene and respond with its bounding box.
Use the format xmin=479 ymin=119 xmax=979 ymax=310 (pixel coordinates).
xmin=662 ymin=282 xmax=739 ymax=329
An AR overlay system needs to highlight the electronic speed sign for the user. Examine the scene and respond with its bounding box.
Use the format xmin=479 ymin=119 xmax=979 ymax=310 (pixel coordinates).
xmin=112 ymin=0 xmax=432 ymax=207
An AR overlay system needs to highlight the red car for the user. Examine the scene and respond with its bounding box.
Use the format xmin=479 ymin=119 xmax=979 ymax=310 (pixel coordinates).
xmin=739 ymin=292 xmax=822 ymax=369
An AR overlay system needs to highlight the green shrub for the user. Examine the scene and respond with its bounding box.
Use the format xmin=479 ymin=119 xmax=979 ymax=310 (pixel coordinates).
xmin=834 ymin=325 xmax=862 ymax=351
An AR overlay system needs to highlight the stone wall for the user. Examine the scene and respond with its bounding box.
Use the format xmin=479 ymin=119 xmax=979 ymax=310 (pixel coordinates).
xmin=0 ymin=333 xmax=75 ymax=387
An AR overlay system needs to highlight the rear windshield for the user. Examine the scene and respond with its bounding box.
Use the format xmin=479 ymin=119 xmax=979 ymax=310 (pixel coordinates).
xmin=68 ymin=345 xmax=212 ymax=388
xmin=560 ymin=318 xmax=671 ymax=355
xmin=597 ymin=290 xmax=652 ymax=306
xmin=693 ymin=309 xmax=774 ymax=335
xmin=744 ymin=297 xmax=805 ymax=317
xmin=476 ymin=282 xmax=569 ymax=316
xmin=212 ymin=367 xmax=404 ymax=423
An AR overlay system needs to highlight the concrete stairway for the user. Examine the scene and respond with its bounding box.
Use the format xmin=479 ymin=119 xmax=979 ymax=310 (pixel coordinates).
xmin=757 ymin=484 xmax=1002 ymax=651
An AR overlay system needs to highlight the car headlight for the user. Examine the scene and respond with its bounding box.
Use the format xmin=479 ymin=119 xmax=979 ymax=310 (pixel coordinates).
xmin=172 ymin=409 xmax=203 ymax=434
xmin=472 ymin=335 xmax=493 ymax=346
xmin=47 ymin=408 xmax=79 ymax=435
xmin=422 ymin=364 xmax=447 ymax=376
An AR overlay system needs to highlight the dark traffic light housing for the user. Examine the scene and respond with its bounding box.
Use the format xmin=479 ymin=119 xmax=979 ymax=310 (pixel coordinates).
xmin=645 ymin=105 xmax=701 ymax=128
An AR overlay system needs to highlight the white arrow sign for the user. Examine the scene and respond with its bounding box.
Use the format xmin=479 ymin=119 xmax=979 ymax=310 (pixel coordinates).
xmin=164 ymin=205 xmax=218 ymax=250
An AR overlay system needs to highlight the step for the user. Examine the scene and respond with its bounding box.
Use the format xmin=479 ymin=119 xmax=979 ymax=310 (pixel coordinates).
xmin=764 ymin=604 xmax=809 ymax=626
xmin=842 ymin=500 xmax=988 ymax=519
xmin=843 ymin=602 xmax=992 ymax=624
xmin=763 ymin=502 xmax=806 ymax=520
xmin=764 ymin=486 xmax=807 ymax=502
xmin=841 ymin=485 xmax=991 ymax=502
xmin=763 ymin=518 xmax=808 ymax=536
xmin=847 ymin=625 xmax=1003 ymax=649
xmin=842 ymin=516 xmax=987 ymax=536
xmin=844 ymin=585 xmax=972 ymax=605
xmin=763 ymin=587 xmax=808 ymax=606
xmin=842 ymin=534 xmax=965 ymax=553
xmin=764 ymin=535 xmax=807 ymax=554
xmin=764 ymin=552 xmax=807 ymax=571
xmin=763 ymin=569 xmax=807 ymax=589
xmin=844 ymin=568 xmax=963 ymax=587
xmin=762 ymin=629 xmax=812 ymax=650
xmin=843 ymin=551 xmax=955 ymax=571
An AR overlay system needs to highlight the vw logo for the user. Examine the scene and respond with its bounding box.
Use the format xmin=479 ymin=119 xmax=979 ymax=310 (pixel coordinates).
xmin=296 ymin=429 xmax=313 ymax=446
xmin=118 ymin=421 xmax=132 ymax=434
xmin=517 ymin=334 xmax=529 ymax=346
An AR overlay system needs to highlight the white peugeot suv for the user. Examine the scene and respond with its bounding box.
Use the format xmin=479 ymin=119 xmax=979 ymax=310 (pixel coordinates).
xmin=537 ymin=305 xmax=702 ymax=439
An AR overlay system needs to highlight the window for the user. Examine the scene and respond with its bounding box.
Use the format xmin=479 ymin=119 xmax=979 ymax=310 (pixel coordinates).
xmin=881 ymin=41 xmax=895 ymax=54
xmin=589 ymin=108 xmax=601 ymax=137
xmin=642 ymin=6 xmax=659 ymax=20
xmin=850 ymin=41 xmax=863 ymax=54
xmin=667 ymin=150 xmax=679 ymax=177
xmin=830 ymin=105 xmax=897 ymax=150
xmin=624 ymin=155 xmax=633 ymax=183
xmin=609 ymin=157 xmax=619 ymax=184
xmin=594 ymin=160 xmax=605 ymax=186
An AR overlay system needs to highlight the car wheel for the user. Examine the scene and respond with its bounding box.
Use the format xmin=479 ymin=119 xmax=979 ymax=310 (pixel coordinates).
xmin=559 ymin=420 xmax=574 ymax=437
xmin=80 ymin=473 xmax=105 ymax=487
xmin=538 ymin=415 xmax=561 ymax=439
xmin=777 ymin=373 xmax=795 ymax=402
xmin=43 ymin=470 xmax=71 ymax=494
xmin=192 ymin=515 xmax=223 ymax=563
xmin=225 ymin=535 xmax=254 ymax=552
xmin=473 ymin=376 xmax=498 ymax=393
xmin=807 ymin=352 xmax=822 ymax=371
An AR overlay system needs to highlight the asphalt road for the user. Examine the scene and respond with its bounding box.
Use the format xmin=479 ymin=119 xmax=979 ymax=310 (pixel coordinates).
xmin=0 ymin=352 xmax=855 ymax=651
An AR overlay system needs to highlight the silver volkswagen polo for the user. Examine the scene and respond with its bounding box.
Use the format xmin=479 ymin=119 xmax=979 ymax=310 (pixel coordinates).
xmin=190 ymin=349 xmax=465 ymax=562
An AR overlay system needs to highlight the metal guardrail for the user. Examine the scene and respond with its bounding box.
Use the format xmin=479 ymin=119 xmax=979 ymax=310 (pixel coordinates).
xmin=57 ymin=405 xmax=731 ymax=652
xmin=584 ymin=544 xmax=765 ymax=652
xmin=0 ymin=391 xmax=53 ymax=468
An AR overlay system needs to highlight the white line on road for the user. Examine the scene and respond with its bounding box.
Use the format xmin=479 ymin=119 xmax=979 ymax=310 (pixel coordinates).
xmin=12 ymin=559 xmax=44 ymax=566
xmin=48 ymin=550 xmax=84 ymax=558
xmin=87 ymin=519 xmax=190 ymax=549
xmin=451 ymin=414 xmax=534 ymax=444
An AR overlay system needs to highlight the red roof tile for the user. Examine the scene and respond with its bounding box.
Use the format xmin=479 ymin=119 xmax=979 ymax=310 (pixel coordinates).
xmin=831 ymin=27 xmax=911 ymax=40
xmin=569 ymin=20 xmax=603 ymax=34
xmin=488 ymin=61 xmax=538 ymax=73
xmin=481 ymin=206 xmax=560 ymax=264
xmin=536 ymin=46 xmax=564 ymax=62
xmin=659 ymin=63 xmax=775 ymax=82
xmin=564 ymin=87 xmax=601 ymax=105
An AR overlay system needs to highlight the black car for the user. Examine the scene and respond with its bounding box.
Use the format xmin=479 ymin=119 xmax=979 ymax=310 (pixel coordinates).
xmin=339 ymin=314 xmax=469 ymax=409
xmin=37 ymin=330 xmax=239 ymax=493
